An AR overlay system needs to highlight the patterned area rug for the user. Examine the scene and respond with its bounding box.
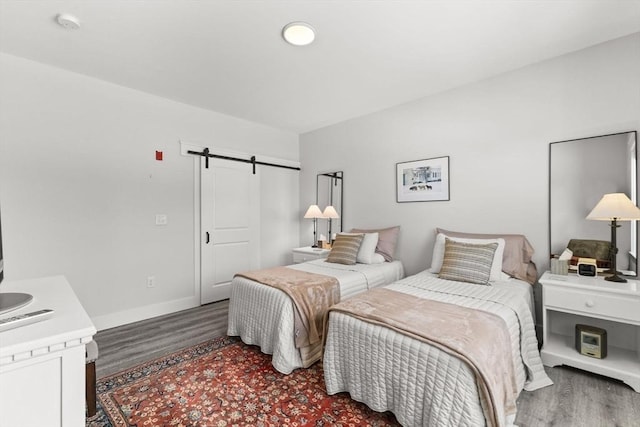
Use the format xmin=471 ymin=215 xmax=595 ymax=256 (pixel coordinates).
xmin=87 ymin=336 xmax=399 ymax=426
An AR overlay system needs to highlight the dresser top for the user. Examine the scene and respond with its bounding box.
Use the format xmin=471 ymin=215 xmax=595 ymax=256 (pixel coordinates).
xmin=0 ymin=275 xmax=96 ymax=363
xmin=540 ymin=271 xmax=640 ymax=296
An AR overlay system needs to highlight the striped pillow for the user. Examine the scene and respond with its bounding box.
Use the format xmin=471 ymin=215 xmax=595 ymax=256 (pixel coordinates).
xmin=438 ymin=238 xmax=498 ymax=285
xmin=326 ymin=233 xmax=364 ymax=265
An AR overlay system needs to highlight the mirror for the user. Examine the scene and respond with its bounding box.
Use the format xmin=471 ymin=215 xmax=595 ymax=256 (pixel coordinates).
xmin=549 ymin=131 xmax=638 ymax=277
xmin=317 ymin=171 xmax=343 ymax=241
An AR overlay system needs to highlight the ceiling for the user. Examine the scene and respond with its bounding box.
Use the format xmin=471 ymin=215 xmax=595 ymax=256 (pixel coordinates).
xmin=1 ymin=1 xmax=639 ymax=134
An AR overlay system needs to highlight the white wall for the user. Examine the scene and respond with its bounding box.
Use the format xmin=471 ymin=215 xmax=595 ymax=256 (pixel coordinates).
xmin=300 ymin=33 xmax=640 ymax=282
xmin=0 ymin=53 xmax=299 ymax=330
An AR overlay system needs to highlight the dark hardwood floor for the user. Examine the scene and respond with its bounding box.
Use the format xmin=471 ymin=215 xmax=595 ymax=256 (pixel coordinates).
xmin=93 ymin=301 xmax=640 ymax=426
xmin=94 ymin=300 xmax=230 ymax=378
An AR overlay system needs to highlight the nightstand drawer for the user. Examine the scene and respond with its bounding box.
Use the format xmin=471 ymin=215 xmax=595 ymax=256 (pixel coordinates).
xmin=292 ymin=248 xmax=330 ymax=264
xmin=545 ymin=286 xmax=640 ymax=322
xmin=293 ymin=252 xmax=312 ymax=263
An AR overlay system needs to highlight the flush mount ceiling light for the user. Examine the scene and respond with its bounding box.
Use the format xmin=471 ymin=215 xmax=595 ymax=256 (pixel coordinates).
xmin=282 ymin=22 xmax=315 ymax=46
xmin=56 ymin=13 xmax=81 ymax=30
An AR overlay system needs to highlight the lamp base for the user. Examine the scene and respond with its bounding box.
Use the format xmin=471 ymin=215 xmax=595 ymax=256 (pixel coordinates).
xmin=605 ymin=274 xmax=627 ymax=283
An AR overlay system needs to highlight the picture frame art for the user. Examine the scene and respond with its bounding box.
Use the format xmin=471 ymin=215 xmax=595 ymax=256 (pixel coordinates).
xmin=396 ymin=156 xmax=450 ymax=203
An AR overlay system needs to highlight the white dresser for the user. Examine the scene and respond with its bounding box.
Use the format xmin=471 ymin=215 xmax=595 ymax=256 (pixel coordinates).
xmin=292 ymin=246 xmax=330 ymax=263
xmin=0 ymin=276 xmax=96 ymax=426
xmin=539 ymin=271 xmax=640 ymax=392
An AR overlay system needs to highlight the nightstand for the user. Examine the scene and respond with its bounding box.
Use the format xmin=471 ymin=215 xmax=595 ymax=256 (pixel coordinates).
xmin=539 ymin=271 xmax=640 ymax=392
xmin=292 ymin=247 xmax=330 ymax=264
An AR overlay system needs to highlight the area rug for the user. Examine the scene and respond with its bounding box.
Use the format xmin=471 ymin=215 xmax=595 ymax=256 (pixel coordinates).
xmin=87 ymin=336 xmax=399 ymax=426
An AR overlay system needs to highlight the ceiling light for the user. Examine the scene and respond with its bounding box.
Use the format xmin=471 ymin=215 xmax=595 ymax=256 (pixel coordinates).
xmin=56 ymin=13 xmax=81 ymax=30
xmin=282 ymin=22 xmax=315 ymax=46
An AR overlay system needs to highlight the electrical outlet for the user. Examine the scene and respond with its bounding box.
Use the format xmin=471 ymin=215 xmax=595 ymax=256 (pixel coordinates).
xmin=147 ymin=276 xmax=155 ymax=288
xmin=155 ymin=214 xmax=168 ymax=225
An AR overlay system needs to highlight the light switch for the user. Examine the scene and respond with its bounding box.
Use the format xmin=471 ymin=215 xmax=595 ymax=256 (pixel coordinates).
xmin=155 ymin=214 xmax=168 ymax=225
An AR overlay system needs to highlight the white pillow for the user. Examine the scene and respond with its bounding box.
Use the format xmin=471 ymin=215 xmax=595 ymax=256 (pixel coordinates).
xmin=338 ymin=233 xmax=385 ymax=264
xmin=338 ymin=232 xmax=379 ymax=264
xmin=430 ymin=233 xmax=506 ymax=282
xmin=369 ymin=253 xmax=386 ymax=264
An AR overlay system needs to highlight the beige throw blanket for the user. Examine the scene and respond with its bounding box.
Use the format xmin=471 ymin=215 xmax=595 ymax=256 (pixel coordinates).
xmin=235 ymin=266 xmax=339 ymax=350
xmin=326 ymin=287 xmax=517 ymax=427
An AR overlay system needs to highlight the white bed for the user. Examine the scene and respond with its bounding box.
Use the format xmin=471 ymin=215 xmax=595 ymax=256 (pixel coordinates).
xmin=227 ymin=258 xmax=404 ymax=374
xmin=323 ymin=270 xmax=553 ymax=427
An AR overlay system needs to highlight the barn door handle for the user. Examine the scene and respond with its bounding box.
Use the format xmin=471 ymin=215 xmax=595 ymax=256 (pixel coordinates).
xmin=205 ymin=232 xmax=210 ymax=244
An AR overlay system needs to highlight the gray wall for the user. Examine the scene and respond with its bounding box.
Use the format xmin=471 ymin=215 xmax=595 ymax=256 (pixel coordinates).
xmin=300 ymin=33 xmax=640 ymax=281
xmin=0 ymin=53 xmax=300 ymax=329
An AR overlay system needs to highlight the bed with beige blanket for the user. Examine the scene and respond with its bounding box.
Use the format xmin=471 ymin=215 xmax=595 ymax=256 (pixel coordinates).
xmin=323 ymin=231 xmax=553 ymax=427
xmin=227 ymin=258 xmax=404 ymax=373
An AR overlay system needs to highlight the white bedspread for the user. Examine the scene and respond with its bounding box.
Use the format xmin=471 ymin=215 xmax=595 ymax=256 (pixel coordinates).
xmin=227 ymin=259 xmax=404 ymax=374
xmin=323 ymin=270 xmax=553 ymax=427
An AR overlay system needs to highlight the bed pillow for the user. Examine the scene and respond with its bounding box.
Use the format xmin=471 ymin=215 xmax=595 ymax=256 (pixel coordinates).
xmin=350 ymin=226 xmax=400 ymax=261
xmin=436 ymin=228 xmax=537 ymax=284
xmin=370 ymin=253 xmax=386 ymax=264
xmin=356 ymin=232 xmax=379 ymax=264
xmin=336 ymin=232 xmax=379 ymax=264
xmin=326 ymin=233 xmax=364 ymax=265
xmin=438 ymin=238 xmax=498 ymax=285
xmin=430 ymin=233 xmax=506 ymax=282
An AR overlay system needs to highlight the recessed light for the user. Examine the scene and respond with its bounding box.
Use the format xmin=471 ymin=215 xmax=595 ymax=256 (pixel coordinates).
xmin=282 ymin=22 xmax=315 ymax=46
xmin=56 ymin=13 xmax=81 ymax=30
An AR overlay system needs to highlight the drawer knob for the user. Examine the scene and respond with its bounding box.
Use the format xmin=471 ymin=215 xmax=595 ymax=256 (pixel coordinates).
xmin=585 ymin=300 xmax=595 ymax=308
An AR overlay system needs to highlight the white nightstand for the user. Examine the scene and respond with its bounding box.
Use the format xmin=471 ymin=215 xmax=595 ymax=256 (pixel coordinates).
xmin=539 ymin=271 xmax=640 ymax=392
xmin=292 ymin=246 xmax=330 ymax=264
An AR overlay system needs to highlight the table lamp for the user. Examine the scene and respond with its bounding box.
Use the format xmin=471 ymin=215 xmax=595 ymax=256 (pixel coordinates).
xmin=322 ymin=205 xmax=340 ymax=244
xmin=586 ymin=193 xmax=640 ymax=282
xmin=304 ymin=204 xmax=324 ymax=248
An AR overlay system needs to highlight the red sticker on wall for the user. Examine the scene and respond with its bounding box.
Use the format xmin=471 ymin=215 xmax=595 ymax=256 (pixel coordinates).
xmin=155 ymin=151 xmax=163 ymax=161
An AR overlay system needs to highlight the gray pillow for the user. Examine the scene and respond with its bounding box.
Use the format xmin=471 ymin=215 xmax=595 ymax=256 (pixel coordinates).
xmin=438 ymin=238 xmax=498 ymax=285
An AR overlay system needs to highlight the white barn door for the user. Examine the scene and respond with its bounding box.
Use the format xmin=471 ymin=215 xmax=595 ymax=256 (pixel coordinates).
xmin=200 ymin=157 xmax=260 ymax=304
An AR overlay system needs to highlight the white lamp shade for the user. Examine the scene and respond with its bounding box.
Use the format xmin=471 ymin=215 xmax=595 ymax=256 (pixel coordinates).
xmin=304 ymin=204 xmax=324 ymax=219
xmin=322 ymin=205 xmax=340 ymax=219
xmin=586 ymin=193 xmax=640 ymax=221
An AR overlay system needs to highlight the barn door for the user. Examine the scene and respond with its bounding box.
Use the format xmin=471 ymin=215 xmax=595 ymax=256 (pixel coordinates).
xmin=200 ymin=157 xmax=260 ymax=304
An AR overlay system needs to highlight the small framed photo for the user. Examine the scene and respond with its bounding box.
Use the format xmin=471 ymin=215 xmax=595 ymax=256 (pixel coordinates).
xmin=396 ymin=156 xmax=450 ymax=203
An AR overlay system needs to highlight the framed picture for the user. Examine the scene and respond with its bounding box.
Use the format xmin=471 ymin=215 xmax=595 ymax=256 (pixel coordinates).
xmin=396 ymin=156 xmax=450 ymax=203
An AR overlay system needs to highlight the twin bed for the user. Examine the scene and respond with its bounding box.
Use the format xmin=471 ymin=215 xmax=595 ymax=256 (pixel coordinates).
xmin=227 ymin=228 xmax=552 ymax=427
xmin=227 ymin=257 xmax=404 ymax=373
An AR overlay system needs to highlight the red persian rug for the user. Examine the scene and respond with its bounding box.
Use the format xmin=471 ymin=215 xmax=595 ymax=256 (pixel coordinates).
xmin=88 ymin=336 xmax=399 ymax=426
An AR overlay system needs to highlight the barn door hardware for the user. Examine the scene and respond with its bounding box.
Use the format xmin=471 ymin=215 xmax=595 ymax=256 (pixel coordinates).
xmin=187 ymin=149 xmax=300 ymax=174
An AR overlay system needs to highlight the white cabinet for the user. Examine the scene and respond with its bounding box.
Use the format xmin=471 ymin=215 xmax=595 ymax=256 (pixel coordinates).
xmin=0 ymin=276 xmax=96 ymax=426
xmin=539 ymin=271 xmax=640 ymax=392
xmin=292 ymin=247 xmax=330 ymax=264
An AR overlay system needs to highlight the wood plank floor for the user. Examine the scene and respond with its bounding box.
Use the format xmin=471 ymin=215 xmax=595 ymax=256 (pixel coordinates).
xmin=95 ymin=300 xmax=230 ymax=378
xmin=94 ymin=302 xmax=640 ymax=426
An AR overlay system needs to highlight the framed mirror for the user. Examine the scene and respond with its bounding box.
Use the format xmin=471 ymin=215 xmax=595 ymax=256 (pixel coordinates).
xmin=549 ymin=131 xmax=638 ymax=277
xmin=316 ymin=171 xmax=343 ymax=241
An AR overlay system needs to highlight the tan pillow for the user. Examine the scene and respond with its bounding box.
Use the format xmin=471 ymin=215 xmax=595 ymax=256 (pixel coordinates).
xmin=326 ymin=233 xmax=364 ymax=265
xmin=351 ymin=226 xmax=400 ymax=261
xmin=436 ymin=228 xmax=537 ymax=284
xmin=438 ymin=238 xmax=498 ymax=285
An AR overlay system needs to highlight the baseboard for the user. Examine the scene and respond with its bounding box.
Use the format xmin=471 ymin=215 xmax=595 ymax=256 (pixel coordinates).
xmin=91 ymin=296 xmax=200 ymax=331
